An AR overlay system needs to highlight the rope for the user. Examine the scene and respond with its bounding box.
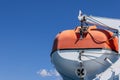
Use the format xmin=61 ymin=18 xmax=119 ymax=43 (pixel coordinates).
xmin=88 ymin=31 xmax=116 ymax=44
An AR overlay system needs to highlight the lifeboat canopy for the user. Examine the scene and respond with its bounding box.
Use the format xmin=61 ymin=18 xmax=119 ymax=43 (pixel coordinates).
xmin=52 ymin=26 xmax=118 ymax=54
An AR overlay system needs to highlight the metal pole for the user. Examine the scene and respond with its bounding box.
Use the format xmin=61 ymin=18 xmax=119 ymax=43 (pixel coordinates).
xmin=118 ymin=26 xmax=120 ymax=54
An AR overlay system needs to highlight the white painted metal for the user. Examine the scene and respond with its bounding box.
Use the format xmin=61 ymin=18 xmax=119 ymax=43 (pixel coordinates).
xmin=51 ymin=49 xmax=119 ymax=80
xmin=78 ymin=13 xmax=120 ymax=30
xmin=93 ymin=56 xmax=120 ymax=80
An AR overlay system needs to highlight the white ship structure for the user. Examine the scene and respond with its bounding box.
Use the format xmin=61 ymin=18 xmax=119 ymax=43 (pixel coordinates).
xmin=50 ymin=11 xmax=120 ymax=80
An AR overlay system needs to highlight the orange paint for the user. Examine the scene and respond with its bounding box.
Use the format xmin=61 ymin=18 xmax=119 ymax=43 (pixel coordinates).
xmin=52 ymin=26 xmax=118 ymax=52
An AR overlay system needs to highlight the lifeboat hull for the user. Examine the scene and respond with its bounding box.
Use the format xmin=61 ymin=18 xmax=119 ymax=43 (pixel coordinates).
xmin=51 ymin=49 xmax=118 ymax=80
xmin=51 ymin=26 xmax=118 ymax=80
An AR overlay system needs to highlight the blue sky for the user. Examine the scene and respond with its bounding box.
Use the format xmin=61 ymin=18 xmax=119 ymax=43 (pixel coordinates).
xmin=0 ymin=0 xmax=120 ymax=80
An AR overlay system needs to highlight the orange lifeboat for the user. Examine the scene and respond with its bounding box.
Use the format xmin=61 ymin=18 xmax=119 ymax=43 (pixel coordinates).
xmin=51 ymin=25 xmax=119 ymax=80
xmin=52 ymin=26 xmax=118 ymax=53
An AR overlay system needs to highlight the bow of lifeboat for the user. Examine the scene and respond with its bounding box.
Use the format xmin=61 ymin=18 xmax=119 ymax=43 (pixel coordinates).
xmin=51 ymin=26 xmax=118 ymax=80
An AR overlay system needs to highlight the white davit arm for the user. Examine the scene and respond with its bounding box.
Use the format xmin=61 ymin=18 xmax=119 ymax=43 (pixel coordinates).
xmin=78 ymin=11 xmax=120 ymax=53
xmin=78 ymin=11 xmax=120 ymax=30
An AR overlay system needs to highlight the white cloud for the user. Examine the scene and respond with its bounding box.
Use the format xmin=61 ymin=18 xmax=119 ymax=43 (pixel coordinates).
xmin=37 ymin=69 xmax=60 ymax=77
xmin=37 ymin=69 xmax=51 ymax=77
